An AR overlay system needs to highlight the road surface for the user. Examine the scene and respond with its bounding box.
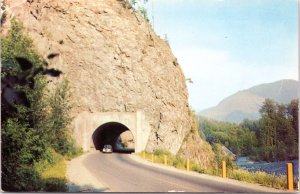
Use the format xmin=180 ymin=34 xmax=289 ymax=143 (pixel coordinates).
xmin=79 ymin=151 xmax=283 ymax=192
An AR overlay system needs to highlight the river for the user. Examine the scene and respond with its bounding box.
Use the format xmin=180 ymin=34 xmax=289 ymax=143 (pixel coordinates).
xmin=236 ymin=157 xmax=299 ymax=178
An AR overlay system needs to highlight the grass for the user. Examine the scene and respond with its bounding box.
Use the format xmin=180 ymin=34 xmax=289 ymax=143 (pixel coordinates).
xmin=139 ymin=150 xmax=203 ymax=172
xmin=140 ymin=149 xmax=187 ymax=170
xmin=33 ymin=150 xmax=68 ymax=191
xmin=41 ymin=157 xmax=66 ymax=179
xmin=34 ymin=149 xmax=83 ymax=192
xmin=40 ymin=156 xmax=68 ymax=192
xmin=138 ymin=149 xmax=292 ymax=190
xmin=228 ymin=168 xmax=287 ymax=189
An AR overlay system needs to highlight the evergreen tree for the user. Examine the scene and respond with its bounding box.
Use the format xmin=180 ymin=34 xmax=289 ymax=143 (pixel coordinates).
xmin=200 ymin=98 xmax=298 ymax=162
xmin=258 ymin=99 xmax=298 ymax=161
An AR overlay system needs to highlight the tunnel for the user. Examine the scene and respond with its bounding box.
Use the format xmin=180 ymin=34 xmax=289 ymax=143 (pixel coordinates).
xmin=92 ymin=122 xmax=135 ymax=153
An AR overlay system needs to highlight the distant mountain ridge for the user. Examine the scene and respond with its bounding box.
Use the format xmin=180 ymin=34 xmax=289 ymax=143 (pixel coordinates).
xmin=199 ymin=79 xmax=299 ymax=123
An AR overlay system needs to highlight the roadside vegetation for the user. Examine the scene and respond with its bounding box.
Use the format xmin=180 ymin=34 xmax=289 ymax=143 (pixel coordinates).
xmin=122 ymin=0 xmax=150 ymax=22
xmin=138 ymin=150 xmax=287 ymax=189
xmin=138 ymin=100 xmax=299 ymax=190
xmin=1 ymin=19 xmax=81 ymax=191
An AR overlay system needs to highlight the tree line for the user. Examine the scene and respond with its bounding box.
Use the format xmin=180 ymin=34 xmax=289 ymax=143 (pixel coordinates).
xmin=200 ymin=98 xmax=298 ymax=162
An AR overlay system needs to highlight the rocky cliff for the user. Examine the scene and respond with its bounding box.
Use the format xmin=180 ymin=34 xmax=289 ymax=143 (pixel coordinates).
xmin=179 ymin=112 xmax=216 ymax=168
xmin=3 ymin=0 xmax=191 ymax=154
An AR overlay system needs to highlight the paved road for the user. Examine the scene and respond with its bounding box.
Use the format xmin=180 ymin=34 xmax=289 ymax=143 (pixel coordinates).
xmin=81 ymin=151 xmax=283 ymax=192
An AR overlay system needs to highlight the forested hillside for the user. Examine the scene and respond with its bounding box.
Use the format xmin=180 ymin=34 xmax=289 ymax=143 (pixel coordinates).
xmin=200 ymin=98 xmax=298 ymax=162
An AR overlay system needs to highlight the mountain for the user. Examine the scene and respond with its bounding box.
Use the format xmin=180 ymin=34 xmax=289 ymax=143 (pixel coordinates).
xmin=199 ymin=79 xmax=299 ymax=123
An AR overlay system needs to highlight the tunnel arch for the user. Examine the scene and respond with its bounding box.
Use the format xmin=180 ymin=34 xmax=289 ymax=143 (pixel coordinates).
xmin=72 ymin=111 xmax=151 ymax=152
xmin=92 ymin=122 xmax=135 ymax=152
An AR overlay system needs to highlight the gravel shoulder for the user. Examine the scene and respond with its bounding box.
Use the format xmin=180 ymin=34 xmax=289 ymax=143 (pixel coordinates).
xmin=66 ymin=151 xmax=110 ymax=192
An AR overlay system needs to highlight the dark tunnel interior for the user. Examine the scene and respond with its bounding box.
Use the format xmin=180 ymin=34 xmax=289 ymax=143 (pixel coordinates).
xmin=92 ymin=122 xmax=135 ymax=153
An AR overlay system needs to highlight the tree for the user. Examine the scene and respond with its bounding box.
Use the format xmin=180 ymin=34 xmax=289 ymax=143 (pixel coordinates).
xmin=201 ymin=99 xmax=298 ymax=162
xmin=1 ymin=20 xmax=61 ymax=122
xmin=288 ymin=99 xmax=299 ymax=137
xmin=259 ymin=99 xmax=277 ymax=161
xmin=1 ymin=20 xmax=75 ymax=191
xmin=258 ymin=99 xmax=298 ymax=161
xmin=46 ymin=80 xmax=75 ymax=155
xmin=1 ymin=20 xmax=51 ymax=191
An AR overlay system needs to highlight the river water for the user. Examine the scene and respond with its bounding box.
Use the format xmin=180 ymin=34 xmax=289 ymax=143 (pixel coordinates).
xmin=236 ymin=157 xmax=299 ymax=178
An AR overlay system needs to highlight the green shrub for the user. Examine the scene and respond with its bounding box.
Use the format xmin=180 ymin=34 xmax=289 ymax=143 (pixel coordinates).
xmin=204 ymin=167 xmax=220 ymax=176
xmin=43 ymin=178 xmax=67 ymax=192
xmin=1 ymin=19 xmax=44 ymax=67
xmin=153 ymin=149 xmax=172 ymax=156
xmin=191 ymin=164 xmax=205 ymax=173
xmin=1 ymin=19 xmax=80 ymax=191
xmin=1 ymin=118 xmax=47 ymax=191
xmin=34 ymin=150 xmax=69 ymax=192
xmin=228 ymin=169 xmax=286 ymax=189
xmin=14 ymin=166 xmax=42 ymax=191
xmin=172 ymin=155 xmax=185 ymax=169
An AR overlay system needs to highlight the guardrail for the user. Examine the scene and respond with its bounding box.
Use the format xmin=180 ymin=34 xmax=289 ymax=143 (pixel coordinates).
xmin=287 ymin=163 xmax=294 ymax=191
xmin=220 ymin=160 xmax=295 ymax=191
xmin=140 ymin=151 xmax=296 ymax=191
xmin=222 ymin=161 xmax=226 ymax=178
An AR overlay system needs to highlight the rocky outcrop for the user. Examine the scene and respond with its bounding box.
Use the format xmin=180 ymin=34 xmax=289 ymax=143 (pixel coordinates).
xmin=178 ymin=112 xmax=215 ymax=168
xmin=179 ymin=131 xmax=216 ymax=168
xmin=3 ymin=0 xmax=191 ymax=154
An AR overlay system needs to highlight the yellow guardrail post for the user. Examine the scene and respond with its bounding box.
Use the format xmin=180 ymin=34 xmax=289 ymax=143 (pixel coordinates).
xmin=143 ymin=151 xmax=145 ymax=159
xmin=164 ymin=155 xmax=167 ymax=165
xmin=187 ymin=159 xmax=190 ymax=172
xmin=222 ymin=161 xmax=226 ymax=178
xmin=287 ymin=163 xmax=294 ymax=191
xmin=151 ymin=154 xmax=154 ymax=162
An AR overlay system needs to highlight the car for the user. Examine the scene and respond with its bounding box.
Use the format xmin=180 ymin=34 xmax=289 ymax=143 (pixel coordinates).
xmin=102 ymin=144 xmax=113 ymax=153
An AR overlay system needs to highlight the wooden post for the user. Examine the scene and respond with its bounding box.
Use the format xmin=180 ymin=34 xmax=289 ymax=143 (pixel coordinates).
xmin=222 ymin=161 xmax=226 ymax=178
xmin=151 ymin=154 xmax=154 ymax=162
xmin=164 ymin=155 xmax=167 ymax=165
xmin=187 ymin=159 xmax=190 ymax=172
xmin=287 ymin=163 xmax=294 ymax=191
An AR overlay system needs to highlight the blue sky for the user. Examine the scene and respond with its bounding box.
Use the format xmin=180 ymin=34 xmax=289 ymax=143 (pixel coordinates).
xmin=144 ymin=0 xmax=298 ymax=111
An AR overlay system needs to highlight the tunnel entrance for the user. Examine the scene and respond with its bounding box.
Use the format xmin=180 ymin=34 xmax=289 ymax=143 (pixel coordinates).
xmin=92 ymin=122 xmax=135 ymax=153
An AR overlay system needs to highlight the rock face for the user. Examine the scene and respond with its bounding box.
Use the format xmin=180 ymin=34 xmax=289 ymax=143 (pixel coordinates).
xmin=3 ymin=0 xmax=191 ymax=154
xmin=179 ymin=132 xmax=216 ymax=168
xmin=178 ymin=112 xmax=215 ymax=168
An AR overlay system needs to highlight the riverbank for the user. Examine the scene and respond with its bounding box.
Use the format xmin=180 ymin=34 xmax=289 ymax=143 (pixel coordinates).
xmin=236 ymin=157 xmax=299 ymax=178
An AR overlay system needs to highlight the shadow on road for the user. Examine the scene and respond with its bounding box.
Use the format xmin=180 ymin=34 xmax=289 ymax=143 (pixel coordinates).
xmin=67 ymin=182 xmax=110 ymax=192
xmin=100 ymin=149 xmax=135 ymax=154
xmin=113 ymin=149 xmax=135 ymax=154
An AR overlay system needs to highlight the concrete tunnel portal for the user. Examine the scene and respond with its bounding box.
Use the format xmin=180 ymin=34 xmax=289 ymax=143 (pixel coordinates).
xmin=73 ymin=111 xmax=151 ymax=153
xmin=92 ymin=122 xmax=135 ymax=152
